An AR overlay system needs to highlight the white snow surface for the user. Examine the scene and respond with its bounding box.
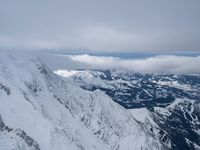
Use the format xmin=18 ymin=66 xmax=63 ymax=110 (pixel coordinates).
xmin=0 ymin=52 xmax=165 ymax=150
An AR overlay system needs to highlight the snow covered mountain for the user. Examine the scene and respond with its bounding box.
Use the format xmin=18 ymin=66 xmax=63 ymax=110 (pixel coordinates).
xmin=0 ymin=53 xmax=200 ymax=150
xmin=55 ymin=69 xmax=200 ymax=150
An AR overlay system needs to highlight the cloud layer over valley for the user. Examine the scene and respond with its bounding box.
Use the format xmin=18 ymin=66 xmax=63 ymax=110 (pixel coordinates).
xmin=66 ymin=54 xmax=200 ymax=74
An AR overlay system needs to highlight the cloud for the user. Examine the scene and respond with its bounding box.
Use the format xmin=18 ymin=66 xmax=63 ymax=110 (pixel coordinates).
xmin=0 ymin=26 xmax=140 ymax=51
xmin=67 ymin=54 xmax=200 ymax=74
xmin=0 ymin=0 xmax=200 ymax=51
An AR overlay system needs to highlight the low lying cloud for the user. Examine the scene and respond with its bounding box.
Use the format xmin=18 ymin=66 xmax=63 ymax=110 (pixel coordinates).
xmin=67 ymin=54 xmax=200 ymax=74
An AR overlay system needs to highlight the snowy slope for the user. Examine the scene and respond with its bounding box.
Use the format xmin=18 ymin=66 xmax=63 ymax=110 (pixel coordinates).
xmin=54 ymin=68 xmax=200 ymax=149
xmin=0 ymin=53 xmax=166 ymax=150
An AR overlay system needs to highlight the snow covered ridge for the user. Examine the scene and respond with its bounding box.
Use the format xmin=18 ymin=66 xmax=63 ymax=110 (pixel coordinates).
xmin=0 ymin=53 xmax=200 ymax=150
xmin=55 ymin=69 xmax=200 ymax=149
xmin=0 ymin=53 xmax=167 ymax=150
xmin=54 ymin=69 xmax=200 ymax=109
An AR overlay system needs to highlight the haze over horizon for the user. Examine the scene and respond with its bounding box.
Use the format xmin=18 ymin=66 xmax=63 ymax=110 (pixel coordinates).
xmin=1 ymin=0 xmax=200 ymax=52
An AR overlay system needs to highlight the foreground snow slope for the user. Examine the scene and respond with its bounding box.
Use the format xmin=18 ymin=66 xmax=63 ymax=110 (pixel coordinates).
xmin=0 ymin=53 xmax=165 ymax=150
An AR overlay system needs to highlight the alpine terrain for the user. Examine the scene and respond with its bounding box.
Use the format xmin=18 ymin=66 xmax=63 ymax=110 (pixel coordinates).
xmin=0 ymin=53 xmax=200 ymax=150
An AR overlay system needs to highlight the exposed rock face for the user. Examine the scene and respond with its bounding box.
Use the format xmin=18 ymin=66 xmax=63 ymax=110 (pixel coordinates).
xmin=0 ymin=115 xmax=40 ymax=150
xmin=0 ymin=83 xmax=10 ymax=95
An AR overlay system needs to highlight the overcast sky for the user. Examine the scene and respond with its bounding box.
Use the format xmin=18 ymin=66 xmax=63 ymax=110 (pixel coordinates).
xmin=0 ymin=0 xmax=200 ymax=52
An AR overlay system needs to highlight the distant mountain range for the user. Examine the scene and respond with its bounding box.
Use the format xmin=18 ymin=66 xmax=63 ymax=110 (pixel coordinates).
xmin=55 ymin=69 xmax=200 ymax=150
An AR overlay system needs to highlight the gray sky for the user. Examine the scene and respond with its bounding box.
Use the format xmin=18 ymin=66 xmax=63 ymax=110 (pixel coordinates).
xmin=0 ymin=0 xmax=200 ymax=52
